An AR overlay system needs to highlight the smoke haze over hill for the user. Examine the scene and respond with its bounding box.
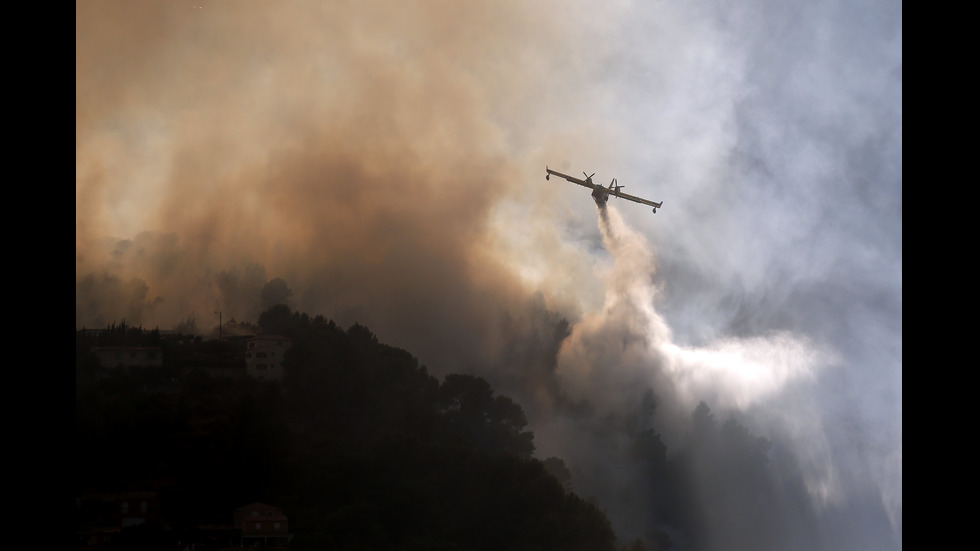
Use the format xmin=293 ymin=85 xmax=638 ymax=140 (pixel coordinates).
xmin=77 ymin=1 xmax=901 ymax=549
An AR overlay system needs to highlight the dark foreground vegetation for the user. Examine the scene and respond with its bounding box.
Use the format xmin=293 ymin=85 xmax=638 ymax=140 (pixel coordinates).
xmin=76 ymin=307 xmax=618 ymax=550
xmin=78 ymin=305 xmax=796 ymax=551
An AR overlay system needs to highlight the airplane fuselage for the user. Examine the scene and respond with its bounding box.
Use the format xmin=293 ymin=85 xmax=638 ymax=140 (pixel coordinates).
xmin=590 ymin=186 xmax=609 ymax=206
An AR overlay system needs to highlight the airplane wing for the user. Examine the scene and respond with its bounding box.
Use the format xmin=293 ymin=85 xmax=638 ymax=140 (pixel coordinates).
xmin=545 ymin=167 xmax=596 ymax=189
xmin=608 ymin=187 xmax=663 ymax=209
xmin=547 ymin=166 xmax=664 ymax=213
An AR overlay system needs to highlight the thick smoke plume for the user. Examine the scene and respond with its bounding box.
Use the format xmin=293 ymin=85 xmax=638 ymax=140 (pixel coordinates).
xmin=76 ymin=0 xmax=578 ymax=373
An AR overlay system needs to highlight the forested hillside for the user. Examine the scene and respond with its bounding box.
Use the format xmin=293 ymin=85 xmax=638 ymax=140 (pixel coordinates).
xmin=78 ymin=306 xmax=791 ymax=551
xmin=76 ymin=307 xmax=618 ymax=550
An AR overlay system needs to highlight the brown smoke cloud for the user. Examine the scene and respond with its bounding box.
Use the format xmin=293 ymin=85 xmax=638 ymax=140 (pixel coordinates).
xmin=76 ymin=0 xmax=618 ymax=377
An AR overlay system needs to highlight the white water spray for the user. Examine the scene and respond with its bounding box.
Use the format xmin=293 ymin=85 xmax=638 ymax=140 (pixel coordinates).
xmin=552 ymin=205 xmax=846 ymax=519
xmin=558 ymin=205 xmax=824 ymax=416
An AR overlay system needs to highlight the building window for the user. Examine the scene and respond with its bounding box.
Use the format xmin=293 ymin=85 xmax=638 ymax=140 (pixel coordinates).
xmin=256 ymin=352 xmax=267 ymax=358
xmin=140 ymin=501 xmax=148 ymax=513
xmin=274 ymin=523 xmax=281 ymax=530
xmin=121 ymin=502 xmax=129 ymax=514
xmin=255 ymin=523 xmax=261 ymax=530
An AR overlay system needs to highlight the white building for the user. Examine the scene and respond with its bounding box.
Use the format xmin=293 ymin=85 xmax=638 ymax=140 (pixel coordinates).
xmin=91 ymin=346 xmax=163 ymax=369
xmin=244 ymin=335 xmax=292 ymax=381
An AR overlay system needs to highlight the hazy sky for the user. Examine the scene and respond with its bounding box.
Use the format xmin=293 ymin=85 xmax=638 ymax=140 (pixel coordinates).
xmin=77 ymin=1 xmax=901 ymax=548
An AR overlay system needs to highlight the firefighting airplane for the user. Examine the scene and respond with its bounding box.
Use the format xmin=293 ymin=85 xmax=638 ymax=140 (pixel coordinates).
xmin=545 ymin=167 xmax=663 ymax=213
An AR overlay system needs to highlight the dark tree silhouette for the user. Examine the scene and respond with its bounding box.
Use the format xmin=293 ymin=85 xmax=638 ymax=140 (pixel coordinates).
xmin=76 ymin=307 xmax=624 ymax=551
xmin=438 ymin=373 xmax=535 ymax=459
